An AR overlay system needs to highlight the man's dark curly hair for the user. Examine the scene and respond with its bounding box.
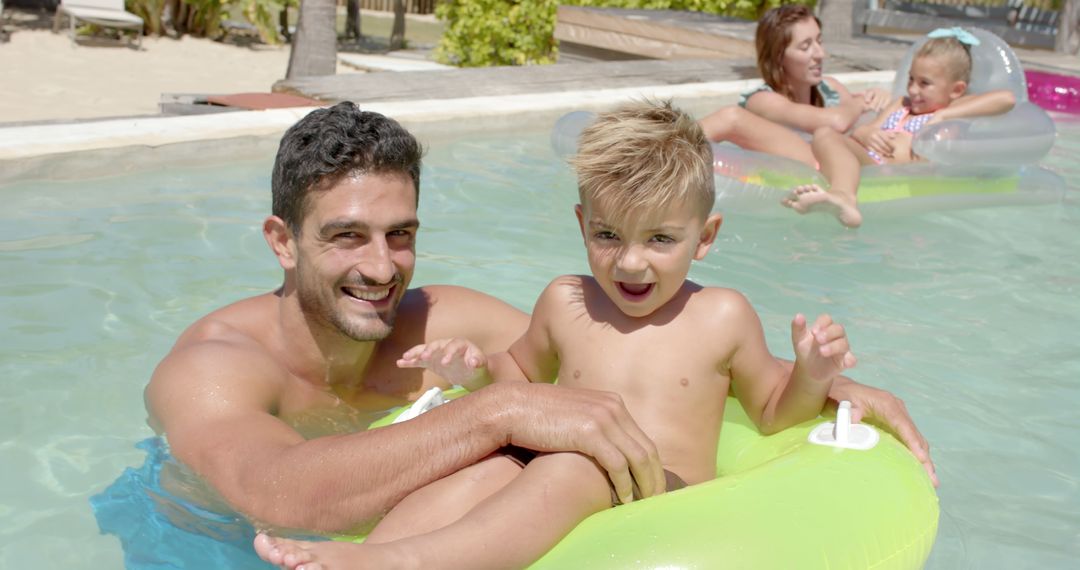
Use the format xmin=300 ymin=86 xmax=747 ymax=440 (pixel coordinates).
xmin=271 ymin=102 xmax=424 ymax=233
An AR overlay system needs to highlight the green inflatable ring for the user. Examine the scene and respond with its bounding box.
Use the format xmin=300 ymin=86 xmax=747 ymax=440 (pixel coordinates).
xmin=361 ymin=391 xmax=939 ymax=568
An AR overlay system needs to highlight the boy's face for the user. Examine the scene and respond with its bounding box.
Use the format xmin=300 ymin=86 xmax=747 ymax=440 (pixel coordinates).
xmin=575 ymin=197 xmax=721 ymax=319
xmin=907 ymin=55 xmax=966 ymax=115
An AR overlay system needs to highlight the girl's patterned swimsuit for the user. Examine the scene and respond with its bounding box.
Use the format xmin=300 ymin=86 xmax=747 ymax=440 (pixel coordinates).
xmin=866 ymin=107 xmax=934 ymax=164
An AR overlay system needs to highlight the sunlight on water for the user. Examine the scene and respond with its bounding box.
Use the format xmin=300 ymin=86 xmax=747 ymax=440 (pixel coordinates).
xmin=0 ymin=116 xmax=1077 ymax=569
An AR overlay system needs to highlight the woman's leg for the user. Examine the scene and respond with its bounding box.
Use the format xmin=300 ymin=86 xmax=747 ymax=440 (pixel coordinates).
xmin=698 ymin=105 xmax=816 ymax=167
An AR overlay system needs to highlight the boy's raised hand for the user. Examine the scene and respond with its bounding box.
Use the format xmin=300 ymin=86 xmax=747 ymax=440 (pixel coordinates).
xmin=791 ymin=313 xmax=857 ymax=381
xmin=398 ymin=338 xmax=491 ymax=390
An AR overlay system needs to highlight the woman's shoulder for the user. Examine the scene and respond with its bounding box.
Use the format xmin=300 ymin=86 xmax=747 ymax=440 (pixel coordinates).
xmin=818 ymin=77 xmax=846 ymax=107
xmin=738 ymin=83 xmax=775 ymax=108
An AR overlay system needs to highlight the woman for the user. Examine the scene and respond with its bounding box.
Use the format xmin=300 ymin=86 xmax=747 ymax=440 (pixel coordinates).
xmin=699 ymin=4 xmax=891 ymax=227
xmin=699 ymin=4 xmax=887 ymax=167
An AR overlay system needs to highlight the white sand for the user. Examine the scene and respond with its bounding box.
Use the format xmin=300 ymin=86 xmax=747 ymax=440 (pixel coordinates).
xmin=0 ymin=28 xmax=359 ymax=124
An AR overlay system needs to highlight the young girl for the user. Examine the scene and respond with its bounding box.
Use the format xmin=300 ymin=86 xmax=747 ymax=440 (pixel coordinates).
xmin=783 ymin=28 xmax=1017 ymax=225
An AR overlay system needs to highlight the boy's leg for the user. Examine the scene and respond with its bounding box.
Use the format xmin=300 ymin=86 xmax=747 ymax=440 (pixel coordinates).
xmin=255 ymin=451 xmax=613 ymax=570
xmin=782 ymin=127 xmax=864 ymax=228
xmin=365 ymin=453 xmax=525 ymax=543
xmin=699 ymin=105 xmax=817 ymax=167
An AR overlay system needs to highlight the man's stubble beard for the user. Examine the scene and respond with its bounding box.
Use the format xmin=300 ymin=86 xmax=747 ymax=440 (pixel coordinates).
xmin=295 ymin=262 xmax=398 ymax=342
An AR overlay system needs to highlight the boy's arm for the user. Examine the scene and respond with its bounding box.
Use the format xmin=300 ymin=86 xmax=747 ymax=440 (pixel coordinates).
xmin=723 ymin=293 xmax=853 ymax=434
xmin=932 ymin=89 xmax=1017 ymax=123
xmin=504 ymin=280 xmax=563 ymax=384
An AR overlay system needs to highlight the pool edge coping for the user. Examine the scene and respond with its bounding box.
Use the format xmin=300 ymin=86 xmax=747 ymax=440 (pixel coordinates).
xmin=0 ymin=71 xmax=896 ymax=161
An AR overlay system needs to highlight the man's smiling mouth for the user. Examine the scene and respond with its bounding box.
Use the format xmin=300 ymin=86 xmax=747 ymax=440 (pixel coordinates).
xmin=343 ymin=286 xmax=393 ymax=302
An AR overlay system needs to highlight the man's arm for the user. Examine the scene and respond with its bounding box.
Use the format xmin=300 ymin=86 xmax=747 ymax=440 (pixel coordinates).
xmin=773 ymin=358 xmax=938 ymax=487
xmin=146 ymin=339 xmax=527 ymax=534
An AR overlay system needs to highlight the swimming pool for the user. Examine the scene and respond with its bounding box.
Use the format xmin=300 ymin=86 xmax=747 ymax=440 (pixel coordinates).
xmin=1 ymin=111 xmax=1077 ymax=569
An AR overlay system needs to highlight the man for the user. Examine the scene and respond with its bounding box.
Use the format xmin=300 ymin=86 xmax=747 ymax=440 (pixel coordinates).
xmin=146 ymin=102 xmax=936 ymax=543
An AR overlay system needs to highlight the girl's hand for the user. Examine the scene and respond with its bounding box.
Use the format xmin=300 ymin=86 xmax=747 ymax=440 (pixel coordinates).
xmin=864 ymin=130 xmax=897 ymax=158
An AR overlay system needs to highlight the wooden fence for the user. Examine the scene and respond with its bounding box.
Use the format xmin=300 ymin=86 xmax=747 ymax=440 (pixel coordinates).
xmin=358 ymin=0 xmax=438 ymax=15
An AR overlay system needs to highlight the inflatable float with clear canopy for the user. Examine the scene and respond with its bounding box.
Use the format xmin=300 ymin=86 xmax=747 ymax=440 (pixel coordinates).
xmin=551 ymin=28 xmax=1064 ymax=217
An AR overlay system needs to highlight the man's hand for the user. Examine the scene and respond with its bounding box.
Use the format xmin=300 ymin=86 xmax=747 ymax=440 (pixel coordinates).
xmin=484 ymin=382 xmax=665 ymax=506
xmin=827 ymin=380 xmax=939 ymax=488
xmin=398 ymin=338 xmax=491 ymax=391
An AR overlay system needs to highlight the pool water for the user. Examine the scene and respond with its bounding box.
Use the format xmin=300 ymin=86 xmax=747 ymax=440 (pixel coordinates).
xmin=1 ymin=115 xmax=1078 ymax=569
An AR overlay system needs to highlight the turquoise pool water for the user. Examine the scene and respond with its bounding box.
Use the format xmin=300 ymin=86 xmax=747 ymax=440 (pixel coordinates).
xmin=1 ymin=116 xmax=1078 ymax=568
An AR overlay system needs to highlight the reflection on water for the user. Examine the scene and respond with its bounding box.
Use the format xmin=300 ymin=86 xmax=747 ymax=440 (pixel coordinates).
xmin=0 ymin=118 xmax=1078 ymax=569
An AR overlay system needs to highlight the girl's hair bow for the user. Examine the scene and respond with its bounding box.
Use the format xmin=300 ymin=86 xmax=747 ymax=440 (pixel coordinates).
xmin=927 ymin=27 xmax=981 ymax=46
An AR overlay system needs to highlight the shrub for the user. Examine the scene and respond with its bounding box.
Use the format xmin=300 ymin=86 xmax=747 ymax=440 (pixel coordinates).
xmin=435 ymin=0 xmax=560 ymax=67
xmin=434 ymin=0 xmax=814 ymax=67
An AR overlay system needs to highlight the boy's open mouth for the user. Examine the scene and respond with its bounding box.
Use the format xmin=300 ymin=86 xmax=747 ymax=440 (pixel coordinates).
xmin=616 ymin=282 xmax=654 ymax=300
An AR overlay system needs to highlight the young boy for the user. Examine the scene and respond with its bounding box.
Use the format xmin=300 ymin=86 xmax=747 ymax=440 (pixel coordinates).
xmin=783 ymin=29 xmax=1016 ymax=226
xmin=255 ymin=100 xmax=856 ymax=569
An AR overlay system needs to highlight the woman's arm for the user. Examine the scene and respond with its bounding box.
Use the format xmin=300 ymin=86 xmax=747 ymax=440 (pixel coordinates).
xmin=745 ymin=77 xmax=866 ymax=133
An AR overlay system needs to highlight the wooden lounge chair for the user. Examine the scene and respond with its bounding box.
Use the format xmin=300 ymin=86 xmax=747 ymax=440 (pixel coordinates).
xmin=52 ymin=0 xmax=144 ymax=48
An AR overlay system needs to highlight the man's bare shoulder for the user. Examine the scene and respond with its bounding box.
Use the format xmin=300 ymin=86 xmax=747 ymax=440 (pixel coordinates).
xmin=396 ymin=285 xmax=528 ymax=353
xmin=146 ymin=293 xmax=289 ymax=431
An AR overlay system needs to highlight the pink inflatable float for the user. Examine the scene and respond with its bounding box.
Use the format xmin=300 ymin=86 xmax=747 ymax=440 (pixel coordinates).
xmin=1026 ymin=70 xmax=1080 ymax=114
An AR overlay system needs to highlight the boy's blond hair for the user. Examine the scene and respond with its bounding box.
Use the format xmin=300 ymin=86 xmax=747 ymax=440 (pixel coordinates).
xmin=916 ymin=37 xmax=973 ymax=84
xmin=571 ymin=100 xmax=714 ymax=223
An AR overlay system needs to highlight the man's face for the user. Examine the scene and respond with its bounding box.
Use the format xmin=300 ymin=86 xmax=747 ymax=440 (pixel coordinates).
xmin=293 ymin=172 xmax=419 ymax=341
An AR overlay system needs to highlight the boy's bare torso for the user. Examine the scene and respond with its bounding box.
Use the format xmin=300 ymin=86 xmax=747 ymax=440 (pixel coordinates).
xmin=542 ymin=275 xmax=739 ymax=485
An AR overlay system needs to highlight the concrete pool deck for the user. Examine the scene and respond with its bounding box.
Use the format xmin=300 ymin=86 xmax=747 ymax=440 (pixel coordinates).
xmin=1 ymin=14 xmax=1078 ymax=170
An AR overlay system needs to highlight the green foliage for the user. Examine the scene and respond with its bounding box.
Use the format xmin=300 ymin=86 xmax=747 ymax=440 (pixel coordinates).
xmin=435 ymin=0 xmax=816 ymax=68
xmin=435 ymin=0 xmax=560 ymax=67
xmin=241 ymin=0 xmax=289 ymax=44
xmin=125 ymin=0 xmax=297 ymax=44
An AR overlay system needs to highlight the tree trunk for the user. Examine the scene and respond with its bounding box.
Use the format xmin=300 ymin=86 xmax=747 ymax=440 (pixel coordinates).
xmin=390 ymin=0 xmax=406 ymax=50
xmin=1056 ymin=0 xmax=1079 ymax=55
xmin=346 ymin=0 xmax=362 ymax=42
xmin=816 ymin=0 xmax=856 ymax=40
xmin=287 ymin=0 xmax=338 ymax=79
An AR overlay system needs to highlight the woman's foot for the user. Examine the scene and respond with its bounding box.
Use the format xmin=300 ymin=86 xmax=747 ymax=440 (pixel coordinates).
xmin=782 ymin=184 xmax=862 ymax=228
xmin=254 ymin=533 xmax=418 ymax=570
